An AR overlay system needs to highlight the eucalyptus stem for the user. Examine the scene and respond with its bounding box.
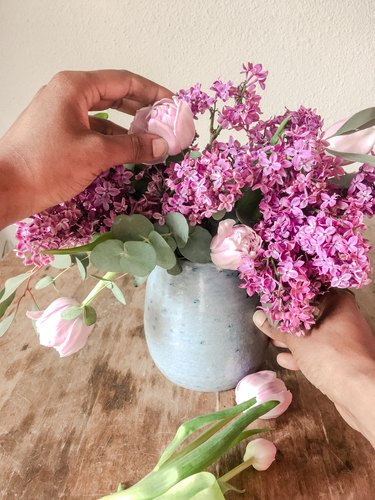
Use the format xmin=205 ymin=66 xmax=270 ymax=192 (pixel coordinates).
xmin=219 ymin=457 xmax=253 ymax=483
xmin=81 ymin=272 xmax=117 ymax=306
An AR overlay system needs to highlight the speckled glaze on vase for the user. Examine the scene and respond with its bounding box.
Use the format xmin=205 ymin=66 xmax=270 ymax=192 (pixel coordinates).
xmin=144 ymin=261 xmax=268 ymax=392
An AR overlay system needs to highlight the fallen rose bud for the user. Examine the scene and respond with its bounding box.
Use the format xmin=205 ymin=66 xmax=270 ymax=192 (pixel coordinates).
xmin=26 ymin=297 xmax=94 ymax=357
xmin=243 ymin=438 xmax=277 ymax=471
xmin=210 ymin=219 xmax=262 ymax=270
xmin=129 ymin=96 xmax=195 ymax=158
xmin=235 ymin=370 xmax=292 ymax=419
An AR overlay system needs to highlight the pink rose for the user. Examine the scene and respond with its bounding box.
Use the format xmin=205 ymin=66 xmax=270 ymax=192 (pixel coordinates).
xmin=129 ymin=97 xmax=195 ymax=157
xmin=243 ymin=438 xmax=277 ymax=471
xmin=324 ymin=118 xmax=375 ymax=155
xmin=26 ymin=297 xmax=94 ymax=357
xmin=210 ymin=219 xmax=262 ymax=270
xmin=235 ymin=370 xmax=292 ymax=419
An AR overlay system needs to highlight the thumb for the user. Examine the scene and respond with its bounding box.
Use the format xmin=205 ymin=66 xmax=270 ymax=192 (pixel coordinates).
xmin=94 ymin=132 xmax=169 ymax=170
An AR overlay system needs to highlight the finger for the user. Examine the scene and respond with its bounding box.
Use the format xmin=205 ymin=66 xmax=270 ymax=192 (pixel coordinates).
xmin=92 ymin=132 xmax=168 ymax=170
xmin=253 ymin=310 xmax=287 ymax=343
xmin=272 ymin=339 xmax=288 ymax=348
xmin=89 ymin=117 xmax=128 ymax=135
xmin=276 ymin=352 xmax=300 ymax=371
xmin=90 ymin=97 xmax=146 ymax=115
xmin=85 ymin=70 xmax=173 ymax=109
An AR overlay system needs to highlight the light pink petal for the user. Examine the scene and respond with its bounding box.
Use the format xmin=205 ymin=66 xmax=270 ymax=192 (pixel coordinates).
xmin=128 ymin=106 xmax=152 ymax=134
xmin=26 ymin=310 xmax=44 ymax=320
xmin=174 ymin=101 xmax=196 ymax=150
xmin=148 ymin=118 xmax=180 ymax=155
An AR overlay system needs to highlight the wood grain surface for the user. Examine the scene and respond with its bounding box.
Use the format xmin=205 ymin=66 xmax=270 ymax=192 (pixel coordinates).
xmin=0 ymin=221 xmax=374 ymax=500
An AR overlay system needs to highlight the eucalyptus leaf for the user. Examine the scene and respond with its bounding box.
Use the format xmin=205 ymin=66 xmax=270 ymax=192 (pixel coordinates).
xmin=83 ymin=305 xmax=97 ymax=326
xmin=333 ymin=107 xmax=375 ymax=136
xmin=35 ymin=276 xmax=54 ymax=290
xmin=212 ymin=209 xmax=226 ymax=221
xmin=110 ymin=282 xmax=126 ymax=305
xmin=0 ymin=291 xmax=16 ymax=319
xmin=134 ymin=275 xmax=148 ymax=287
xmin=112 ymin=214 xmax=154 ymax=242
xmin=50 ymin=255 xmax=72 ymax=269
xmin=179 ymin=226 xmax=212 ymax=264
xmin=1 ymin=272 xmax=32 ymax=303
xmin=60 ymin=306 xmax=83 ymax=320
xmin=189 ymin=150 xmax=202 ymax=159
xmin=43 ymin=231 xmax=113 ymax=255
xmin=154 ymin=223 xmax=177 ymax=251
xmin=72 ymin=253 xmax=89 ymax=280
xmin=165 ymin=212 xmax=189 ymax=248
xmin=148 ymin=231 xmax=177 ymax=269
xmin=124 ymin=163 xmax=135 ymax=171
xmin=235 ymin=188 xmax=262 ymax=225
xmin=91 ymin=240 xmax=125 ymax=272
xmin=167 ymin=260 xmax=183 ymax=276
xmin=0 ymin=313 xmax=15 ymax=337
xmin=120 ymin=241 xmax=157 ymax=277
xmin=326 ymin=148 xmax=375 ymax=166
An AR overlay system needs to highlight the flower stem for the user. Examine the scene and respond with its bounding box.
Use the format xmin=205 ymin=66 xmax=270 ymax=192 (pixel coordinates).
xmin=219 ymin=457 xmax=253 ymax=483
xmin=81 ymin=272 xmax=117 ymax=306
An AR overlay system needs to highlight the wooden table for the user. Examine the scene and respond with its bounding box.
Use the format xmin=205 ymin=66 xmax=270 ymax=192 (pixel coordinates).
xmin=0 ymin=221 xmax=374 ymax=500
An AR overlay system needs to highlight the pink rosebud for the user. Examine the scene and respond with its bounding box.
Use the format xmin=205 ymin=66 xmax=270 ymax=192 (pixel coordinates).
xmin=244 ymin=438 xmax=277 ymax=471
xmin=129 ymin=96 xmax=195 ymax=158
xmin=324 ymin=118 xmax=375 ymax=155
xmin=210 ymin=219 xmax=262 ymax=270
xmin=235 ymin=370 xmax=292 ymax=419
xmin=26 ymin=297 xmax=93 ymax=357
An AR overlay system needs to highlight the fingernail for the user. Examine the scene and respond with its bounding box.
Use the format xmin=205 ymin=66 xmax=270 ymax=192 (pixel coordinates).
xmin=253 ymin=310 xmax=267 ymax=327
xmin=152 ymin=138 xmax=168 ymax=159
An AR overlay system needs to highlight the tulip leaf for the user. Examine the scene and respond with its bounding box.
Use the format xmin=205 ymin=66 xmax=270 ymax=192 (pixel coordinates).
xmin=35 ymin=276 xmax=54 ymax=290
xmin=326 ymin=149 xmax=375 ymax=166
xmin=93 ymin=111 xmax=109 ymax=120
xmin=119 ymin=241 xmax=157 ymax=277
xmin=0 ymin=312 xmax=15 ymax=337
xmin=179 ymin=226 xmax=212 ymax=264
xmin=1 ymin=272 xmax=32 ymax=303
xmin=91 ymin=240 xmax=125 ymax=272
xmin=42 ymin=232 xmax=113 ymax=255
xmin=61 ymin=306 xmax=83 ymax=320
xmin=148 ymin=231 xmax=177 ymax=269
xmin=165 ymin=212 xmax=189 ymax=248
xmin=153 ymin=472 xmax=225 ymax=499
xmin=112 ymin=214 xmax=154 ymax=242
xmin=333 ymin=107 xmax=375 ymax=136
xmin=83 ymin=305 xmax=97 ymax=326
xmin=0 ymin=291 xmax=16 ymax=319
xmin=270 ymin=115 xmax=291 ymax=145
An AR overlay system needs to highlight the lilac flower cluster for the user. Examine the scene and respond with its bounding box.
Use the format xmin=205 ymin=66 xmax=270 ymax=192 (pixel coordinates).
xmin=16 ymin=63 xmax=374 ymax=334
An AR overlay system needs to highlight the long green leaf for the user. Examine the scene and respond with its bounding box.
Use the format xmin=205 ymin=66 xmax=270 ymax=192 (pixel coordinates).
xmin=0 ymin=272 xmax=31 ymax=302
xmin=42 ymin=232 xmax=113 ymax=255
xmin=153 ymin=472 xmax=225 ymax=499
xmin=333 ymin=107 xmax=375 ymax=136
xmin=326 ymin=148 xmax=375 ymax=166
xmin=0 ymin=313 xmax=16 ymax=337
xmin=0 ymin=291 xmax=16 ymax=319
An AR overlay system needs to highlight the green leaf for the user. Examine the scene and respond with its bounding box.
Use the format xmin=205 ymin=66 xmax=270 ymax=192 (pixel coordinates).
xmin=326 ymin=149 xmax=375 ymax=166
xmin=72 ymin=253 xmax=89 ymax=280
xmin=154 ymin=223 xmax=177 ymax=251
xmin=148 ymin=231 xmax=177 ymax=269
xmin=1 ymin=272 xmax=31 ymax=303
xmin=179 ymin=226 xmax=212 ymax=264
xmin=50 ymin=255 xmax=72 ymax=269
xmin=91 ymin=240 xmax=125 ymax=272
xmin=235 ymin=188 xmax=262 ymax=225
xmin=0 ymin=313 xmax=15 ymax=337
xmin=109 ymin=282 xmax=126 ymax=305
xmin=270 ymin=115 xmax=291 ymax=145
xmin=124 ymin=163 xmax=135 ymax=171
xmin=333 ymin=107 xmax=375 ymax=136
xmin=0 ymin=291 xmax=16 ymax=319
xmin=60 ymin=306 xmax=83 ymax=320
xmin=189 ymin=150 xmax=202 ymax=159
xmin=35 ymin=276 xmax=54 ymax=290
xmin=120 ymin=241 xmax=157 ymax=277
xmin=165 ymin=212 xmax=189 ymax=248
xmin=83 ymin=305 xmax=97 ymax=326
xmin=93 ymin=112 xmax=109 ymax=120
xmin=112 ymin=214 xmax=154 ymax=242
xmin=42 ymin=232 xmax=113 ymax=255
xmin=167 ymin=260 xmax=183 ymax=276
xmin=154 ymin=472 xmax=225 ymax=499
xmin=134 ymin=275 xmax=148 ymax=287
xmin=212 ymin=209 xmax=226 ymax=221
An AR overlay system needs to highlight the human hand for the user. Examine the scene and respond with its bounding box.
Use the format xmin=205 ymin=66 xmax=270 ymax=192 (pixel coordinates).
xmin=0 ymin=70 xmax=173 ymax=228
xmin=253 ymin=290 xmax=375 ymax=447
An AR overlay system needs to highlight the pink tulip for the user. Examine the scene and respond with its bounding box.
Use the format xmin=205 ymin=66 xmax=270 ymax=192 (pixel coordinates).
xmin=210 ymin=219 xmax=262 ymax=270
xmin=26 ymin=297 xmax=93 ymax=357
xmin=129 ymin=96 xmax=195 ymax=157
xmin=235 ymin=370 xmax=292 ymax=419
xmin=324 ymin=118 xmax=375 ymax=155
xmin=244 ymin=438 xmax=277 ymax=471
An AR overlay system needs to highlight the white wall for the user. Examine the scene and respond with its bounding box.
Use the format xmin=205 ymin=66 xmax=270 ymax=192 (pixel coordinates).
xmin=0 ymin=0 xmax=374 ymax=253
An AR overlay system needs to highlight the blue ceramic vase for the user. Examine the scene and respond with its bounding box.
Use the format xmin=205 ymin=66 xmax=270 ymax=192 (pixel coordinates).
xmin=143 ymin=261 xmax=268 ymax=392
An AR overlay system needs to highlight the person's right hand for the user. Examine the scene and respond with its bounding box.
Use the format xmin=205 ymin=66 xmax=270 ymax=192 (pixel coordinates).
xmin=253 ymin=290 xmax=375 ymax=447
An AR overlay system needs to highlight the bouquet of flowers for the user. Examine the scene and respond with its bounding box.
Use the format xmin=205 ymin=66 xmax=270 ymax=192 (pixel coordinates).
xmin=1 ymin=63 xmax=374 ymax=350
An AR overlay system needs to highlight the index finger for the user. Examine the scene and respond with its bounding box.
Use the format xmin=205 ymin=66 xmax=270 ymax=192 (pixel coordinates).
xmin=84 ymin=69 xmax=173 ymax=109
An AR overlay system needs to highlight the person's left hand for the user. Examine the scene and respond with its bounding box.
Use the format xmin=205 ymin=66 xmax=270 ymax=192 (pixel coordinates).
xmin=0 ymin=69 xmax=173 ymax=228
